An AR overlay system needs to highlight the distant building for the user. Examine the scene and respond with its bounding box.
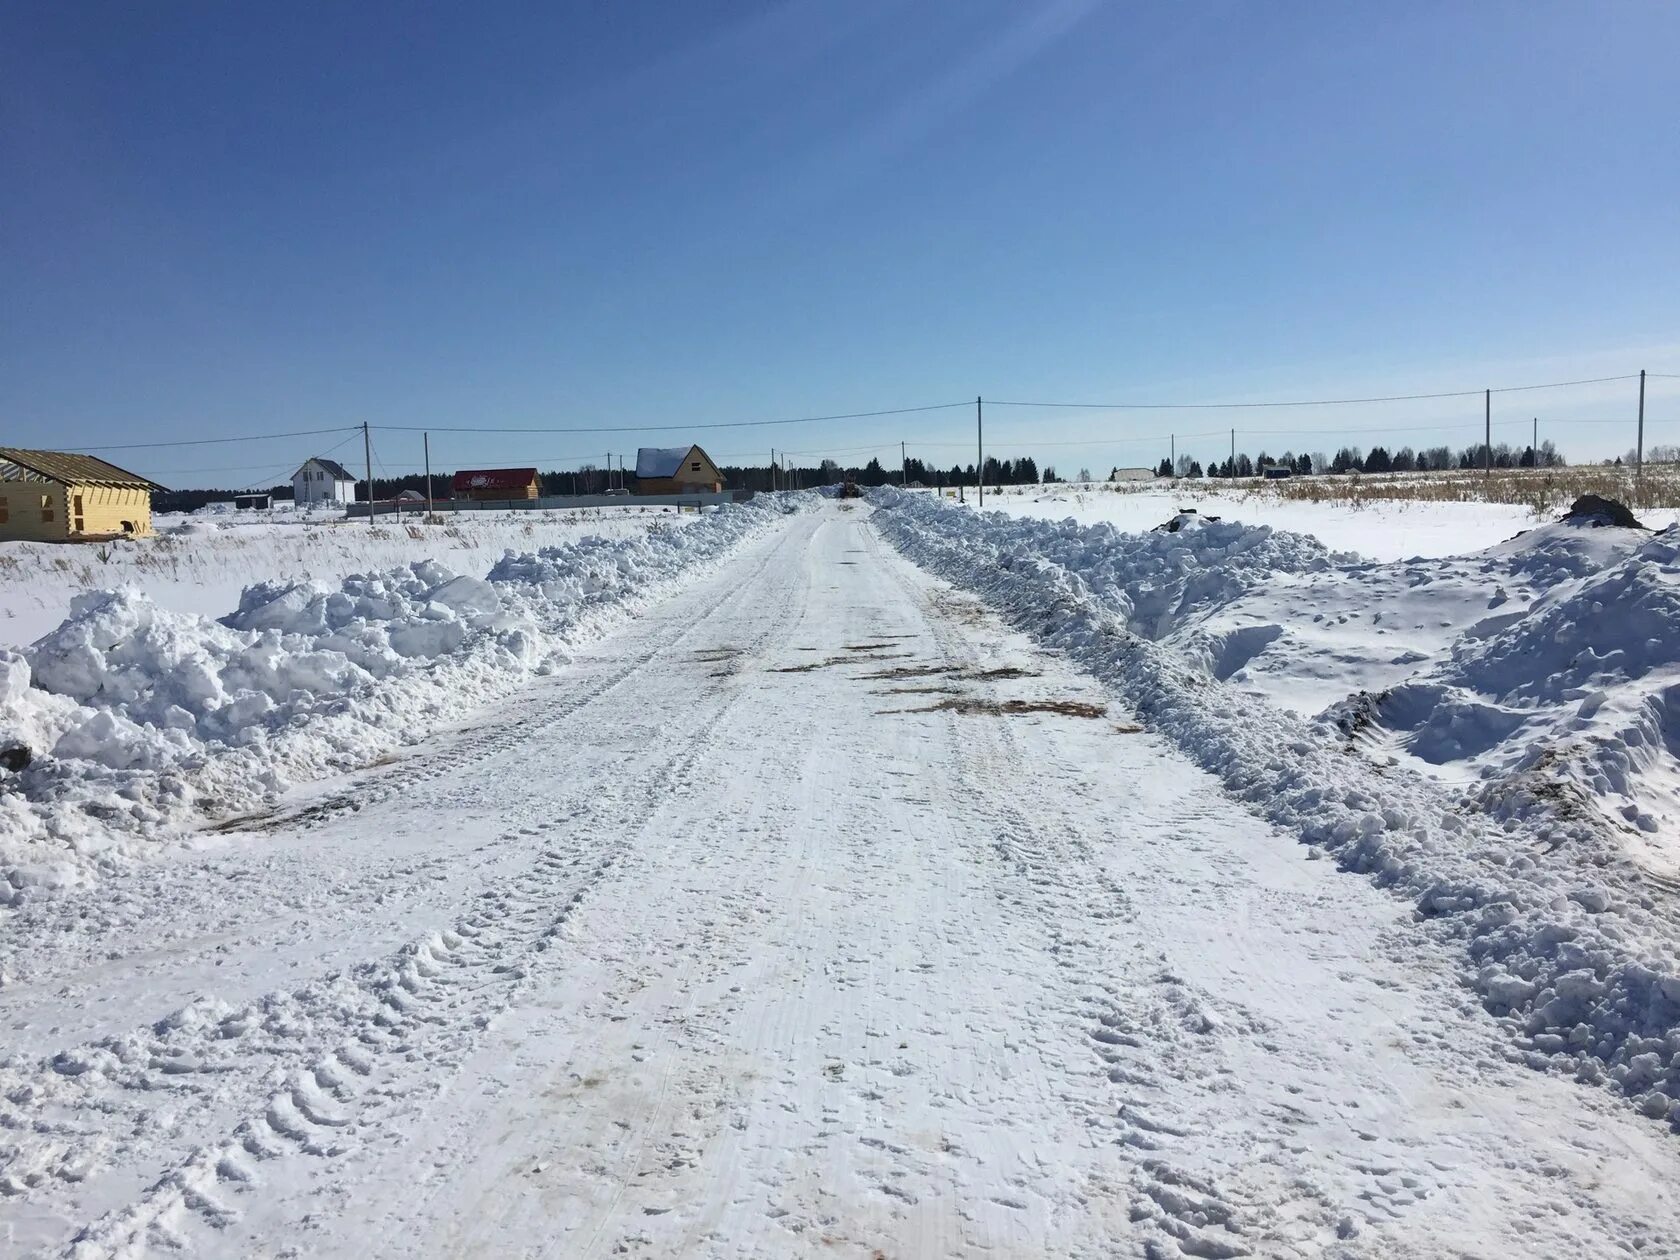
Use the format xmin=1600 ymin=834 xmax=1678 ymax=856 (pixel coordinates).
xmin=0 ymin=448 xmax=162 ymax=542
xmin=634 ymin=445 xmax=723 ymax=494
xmin=1109 ymin=467 xmax=1155 ymax=483
xmin=234 ymin=492 xmax=272 ymax=510
xmin=1262 ymin=465 xmax=1294 ymax=480
xmin=453 ymin=467 xmax=539 ymax=501
xmin=293 ymin=457 xmax=357 ymax=506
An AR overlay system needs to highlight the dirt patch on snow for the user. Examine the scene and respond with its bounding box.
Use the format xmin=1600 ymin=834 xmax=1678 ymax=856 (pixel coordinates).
xmin=878 ymin=696 xmax=1107 ymax=720
xmin=773 ymin=653 xmax=912 ymax=673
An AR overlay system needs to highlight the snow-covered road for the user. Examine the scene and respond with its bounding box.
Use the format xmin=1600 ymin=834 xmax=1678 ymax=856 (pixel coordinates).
xmin=3 ymin=504 xmax=1673 ymax=1258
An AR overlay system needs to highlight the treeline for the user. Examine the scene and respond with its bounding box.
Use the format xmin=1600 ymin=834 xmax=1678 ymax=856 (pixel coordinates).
xmin=154 ymin=438 xmax=1585 ymax=512
xmin=1155 ymin=441 xmax=1567 ymax=479
xmin=728 ymin=456 xmax=1044 ymax=490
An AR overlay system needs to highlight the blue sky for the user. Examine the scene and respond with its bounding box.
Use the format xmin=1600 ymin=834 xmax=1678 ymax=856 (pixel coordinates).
xmin=3 ymin=0 xmax=1677 ymax=486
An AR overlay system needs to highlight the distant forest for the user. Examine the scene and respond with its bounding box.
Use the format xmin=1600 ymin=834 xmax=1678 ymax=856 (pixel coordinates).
xmin=153 ymin=440 xmax=1586 ymax=513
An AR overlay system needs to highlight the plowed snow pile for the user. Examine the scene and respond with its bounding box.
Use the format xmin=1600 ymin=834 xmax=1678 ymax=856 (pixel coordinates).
xmin=871 ymin=487 xmax=1680 ymax=1125
xmin=0 ymin=497 xmax=808 ymax=895
xmin=0 ymin=505 xmax=691 ymax=648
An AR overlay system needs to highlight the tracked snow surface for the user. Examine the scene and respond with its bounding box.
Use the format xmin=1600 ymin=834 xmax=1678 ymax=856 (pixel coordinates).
xmin=0 ymin=497 xmax=806 ymax=896
xmin=1 ymin=500 xmax=1677 ymax=1257
xmin=870 ymin=488 xmax=1680 ymax=1128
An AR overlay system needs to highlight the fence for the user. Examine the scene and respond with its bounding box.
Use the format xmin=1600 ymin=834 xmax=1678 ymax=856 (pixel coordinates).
xmin=346 ymin=491 xmax=749 ymax=518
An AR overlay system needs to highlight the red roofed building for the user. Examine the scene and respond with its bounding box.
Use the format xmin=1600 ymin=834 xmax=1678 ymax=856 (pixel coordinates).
xmin=452 ymin=467 xmax=539 ymax=501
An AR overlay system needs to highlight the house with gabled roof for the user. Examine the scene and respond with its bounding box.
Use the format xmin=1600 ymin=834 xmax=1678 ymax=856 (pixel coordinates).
xmin=293 ymin=457 xmax=358 ymax=507
xmin=0 ymin=448 xmax=163 ymax=542
xmin=634 ymin=445 xmax=723 ymax=495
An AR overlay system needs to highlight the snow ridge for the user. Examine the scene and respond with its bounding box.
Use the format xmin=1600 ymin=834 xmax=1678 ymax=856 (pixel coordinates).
xmin=870 ymin=489 xmax=1680 ymax=1127
xmin=0 ymin=496 xmax=812 ymax=897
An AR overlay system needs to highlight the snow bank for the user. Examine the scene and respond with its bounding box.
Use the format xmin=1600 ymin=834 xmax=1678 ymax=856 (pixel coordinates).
xmin=942 ymin=506 xmax=1351 ymax=641
xmin=979 ymin=482 xmax=1546 ymax=560
xmin=0 ymin=506 xmax=692 ymax=649
xmin=870 ymin=488 xmax=1680 ymax=1126
xmin=978 ymin=490 xmax=1680 ymax=859
xmin=1298 ymin=521 xmax=1680 ymax=847
xmin=0 ymin=497 xmax=809 ymax=896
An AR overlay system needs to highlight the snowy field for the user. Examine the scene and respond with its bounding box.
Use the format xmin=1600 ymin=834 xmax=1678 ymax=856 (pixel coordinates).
xmin=1 ymin=494 xmax=1677 ymax=1257
xmin=0 ymin=504 xmax=692 ymax=649
xmin=976 ymin=482 xmax=1680 ymax=869
xmin=977 ymin=479 xmax=1680 ymax=560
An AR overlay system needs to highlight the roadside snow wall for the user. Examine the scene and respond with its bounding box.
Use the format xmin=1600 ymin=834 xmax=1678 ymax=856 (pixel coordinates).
xmin=870 ymin=488 xmax=1680 ymax=1127
xmin=0 ymin=496 xmax=810 ymax=898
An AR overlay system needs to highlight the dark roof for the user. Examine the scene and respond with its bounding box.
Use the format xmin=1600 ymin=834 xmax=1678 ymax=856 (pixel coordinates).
xmin=297 ymin=457 xmax=356 ymax=481
xmin=636 ymin=447 xmax=691 ymax=478
xmin=0 ymin=447 xmax=165 ymax=491
xmin=636 ymin=445 xmax=718 ymax=478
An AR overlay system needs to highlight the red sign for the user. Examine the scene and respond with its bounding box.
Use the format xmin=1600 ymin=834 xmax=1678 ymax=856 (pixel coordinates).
xmin=452 ymin=468 xmax=538 ymax=493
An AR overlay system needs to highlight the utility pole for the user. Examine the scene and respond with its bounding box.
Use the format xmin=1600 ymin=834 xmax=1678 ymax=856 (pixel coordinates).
xmin=363 ymin=421 xmax=374 ymax=527
xmin=1171 ymin=433 xmax=1175 ymax=474
xmin=977 ymin=396 xmax=984 ymax=507
xmin=1637 ymin=369 xmax=1647 ymax=481
xmin=1230 ymin=428 xmax=1235 ymax=474
xmin=901 ymin=440 xmax=907 ymax=488
xmin=1532 ymin=417 xmax=1538 ymax=463
xmin=423 ymin=431 xmax=434 ymax=519
xmin=1483 ymin=388 xmax=1491 ymax=487
xmin=770 ymin=449 xmax=776 ymax=493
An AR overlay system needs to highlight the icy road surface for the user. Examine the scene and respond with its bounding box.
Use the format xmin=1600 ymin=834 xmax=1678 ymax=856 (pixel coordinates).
xmin=3 ymin=504 xmax=1674 ymax=1258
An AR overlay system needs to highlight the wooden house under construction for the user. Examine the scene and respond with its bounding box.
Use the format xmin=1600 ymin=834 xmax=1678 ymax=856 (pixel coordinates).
xmin=634 ymin=446 xmax=723 ymax=495
xmin=0 ymin=448 xmax=162 ymax=542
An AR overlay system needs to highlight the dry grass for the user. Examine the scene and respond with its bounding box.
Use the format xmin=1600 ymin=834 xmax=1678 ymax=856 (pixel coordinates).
xmin=1267 ymin=465 xmax=1680 ymax=515
xmin=1021 ymin=465 xmax=1680 ymax=517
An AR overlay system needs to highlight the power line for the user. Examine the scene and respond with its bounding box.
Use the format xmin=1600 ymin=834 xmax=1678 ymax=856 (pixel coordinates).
xmin=55 ymin=425 xmax=362 ymax=453
xmin=142 ymin=432 xmax=362 ymax=479
xmin=985 ymin=374 xmax=1639 ymax=412
xmin=370 ymin=401 xmax=971 ymax=437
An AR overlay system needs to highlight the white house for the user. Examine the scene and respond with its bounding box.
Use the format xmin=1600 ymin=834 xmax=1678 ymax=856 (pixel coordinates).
xmin=1109 ymin=466 xmax=1155 ymax=483
xmin=292 ymin=457 xmax=357 ymax=506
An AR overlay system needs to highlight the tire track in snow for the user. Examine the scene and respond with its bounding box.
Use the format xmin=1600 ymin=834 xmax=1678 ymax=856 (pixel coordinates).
xmin=2 ymin=512 xmax=812 ymax=1011
xmin=2 ymin=516 xmax=824 ymax=1256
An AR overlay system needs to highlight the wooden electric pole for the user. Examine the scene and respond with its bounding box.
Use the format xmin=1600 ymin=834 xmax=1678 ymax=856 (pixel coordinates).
xmin=1483 ymin=389 xmax=1491 ymax=486
xmin=977 ymin=396 xmax=984 ymax=507
xmin=423 ymin=431 xmax=434 ymax=518
xmin=1637 ymin=369 xmax=1647 ymax=480
xmin=363 ymin=421 xmax=374 ymax=526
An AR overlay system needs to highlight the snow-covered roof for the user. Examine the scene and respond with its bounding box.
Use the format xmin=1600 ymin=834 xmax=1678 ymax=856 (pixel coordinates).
xmin=636 ymin=447 xmax=695 ymax=479
xmin=296 ymin=458 xmax=356 ymax=482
